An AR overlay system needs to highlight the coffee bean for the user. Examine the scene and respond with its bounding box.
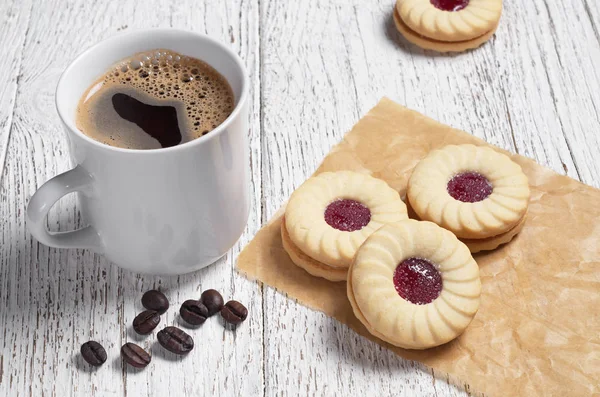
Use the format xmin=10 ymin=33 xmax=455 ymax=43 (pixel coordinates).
xmin=220 ymin=300 xmax=248 ymax=325
xmin=80 ymin=341 xmax=107 ymax=366
xmin=121 ymin=342 xmax=151 ymax=368
xmin=141 ymin=290 xmax=169 ymax=314
xmin=157 ymin=326 xmax=194 ymax=355
xmin=200 ymin=289 xmax=224 ymax=316
xmin=133 ymin=310 xmax=161 ymax=334
xmin=180 ymin=300 xmax=208 ymax=325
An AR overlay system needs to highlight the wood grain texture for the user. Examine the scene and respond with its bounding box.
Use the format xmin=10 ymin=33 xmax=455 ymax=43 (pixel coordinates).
xmin=0 ymin=0 xmax=32 ymax=182
xmin=1 ymin=0 xmax=599 ymax=396
xmin=0 ymin=0 xmax=262 ymax=396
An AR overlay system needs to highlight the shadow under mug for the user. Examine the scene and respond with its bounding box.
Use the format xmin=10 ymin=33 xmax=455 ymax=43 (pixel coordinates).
xmin=26 ymin=29 xmax=250 ymax=275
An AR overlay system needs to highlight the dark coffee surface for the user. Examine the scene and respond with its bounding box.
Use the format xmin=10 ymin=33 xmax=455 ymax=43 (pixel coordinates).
xmin=76 ymin=49 xmax=234 ymax=149
xmin=111 ymin=93 xmax=181 ymax=148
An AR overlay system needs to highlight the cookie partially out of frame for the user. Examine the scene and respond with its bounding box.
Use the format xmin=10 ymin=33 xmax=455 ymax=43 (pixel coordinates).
xmin=396 ymin=0 xmax=502 ymax=42
xmin=393 ymin=7 xmax=498 ymax=53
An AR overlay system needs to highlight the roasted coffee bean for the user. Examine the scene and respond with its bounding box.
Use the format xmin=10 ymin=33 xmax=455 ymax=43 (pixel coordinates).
xmin=121 ymin=342 xmax=151 ymax=368
xmin=220 ymin=300 xmax=248 ymax=325
xmin=180 ymin=300 xmax=208 ymax=325
xmin=157 ymin=326 xmax=194 ymax=355
xmin=133 ymin=310 xmax=161 ymax=334
xmin=200 ymin=289 xmax=224 ymax=316
xmin=141 ymin=289 xmax=169 ymax=314
xmin=80 ymin=341 xmax=107 ymax=366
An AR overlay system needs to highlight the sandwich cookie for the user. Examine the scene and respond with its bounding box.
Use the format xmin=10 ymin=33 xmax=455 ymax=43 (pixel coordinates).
xmin=393 ymin=0 xmax=502 ymax=52
xmin=407 ymin=144 xmax=530 ymax=252
xmin=348 ymin=220 xmax=481 ymax=349
xmin=283 ymin=171 xmax=408 ymax=281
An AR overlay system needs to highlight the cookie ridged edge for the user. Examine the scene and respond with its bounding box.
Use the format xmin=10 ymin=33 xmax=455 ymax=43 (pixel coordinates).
xmin=349 ymin=220 xmax=481 ymax=349
xmin=407 ymin=144 xmax=530 ymax=239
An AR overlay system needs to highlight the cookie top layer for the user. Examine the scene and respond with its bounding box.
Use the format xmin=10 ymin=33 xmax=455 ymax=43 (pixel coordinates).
xmin=285 ymin=171 xmax=408 ymax=268
xmin=396 ymin=0 xmax=502 ymax=42
xmin=407 ymin=144 xmax=530 ymax=239
xmin=349 ymin=220 xmax=481 ymax=349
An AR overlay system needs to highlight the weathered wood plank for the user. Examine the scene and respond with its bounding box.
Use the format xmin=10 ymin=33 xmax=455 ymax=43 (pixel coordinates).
xmin=0 ymin=1 xmax=34 ymax=394
xmin=0 ymin=0 xmax=262 ymax=396
xmin=0 ymin=0 xmax=32 ymax=181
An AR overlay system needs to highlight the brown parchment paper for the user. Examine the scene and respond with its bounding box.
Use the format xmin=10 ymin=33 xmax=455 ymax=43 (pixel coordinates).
xmin=237 ymin=98 xmax=600 ymax=396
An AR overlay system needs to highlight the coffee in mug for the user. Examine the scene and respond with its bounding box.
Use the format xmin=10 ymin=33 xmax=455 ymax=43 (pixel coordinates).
xmin=76 ymin=49 xmax=234 ymax=149
xmin=28 ymin=29 xmax=250 ymax=274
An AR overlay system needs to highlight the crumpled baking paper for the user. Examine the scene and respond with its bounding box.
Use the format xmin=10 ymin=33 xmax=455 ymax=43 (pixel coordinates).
xmin=237 ymin=98 xmax=600 ymax=396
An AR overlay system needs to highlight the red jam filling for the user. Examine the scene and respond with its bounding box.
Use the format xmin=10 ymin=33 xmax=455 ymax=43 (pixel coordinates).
xmin=447 ymin=172 xmax=493 ymax=203
xmin=393 ymin=258 xmax=442 ymax=305
xmin=430 ymin=0 xmax=469 ymax=12
xmin=324 ymin=199 xmax=371 ymax=232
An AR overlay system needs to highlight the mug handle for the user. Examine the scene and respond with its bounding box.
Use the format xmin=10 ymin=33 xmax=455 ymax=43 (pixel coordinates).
xmin=26 ymin=165 xmax=103 ymax=251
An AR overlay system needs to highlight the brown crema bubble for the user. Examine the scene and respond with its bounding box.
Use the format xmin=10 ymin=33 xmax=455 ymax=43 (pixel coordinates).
xmin=75 ymin=49 xmax=235 ymax=150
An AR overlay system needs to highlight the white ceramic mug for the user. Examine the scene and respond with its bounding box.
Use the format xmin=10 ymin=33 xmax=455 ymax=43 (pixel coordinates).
xmin=26 ymin=29 xmax=250 ymax=275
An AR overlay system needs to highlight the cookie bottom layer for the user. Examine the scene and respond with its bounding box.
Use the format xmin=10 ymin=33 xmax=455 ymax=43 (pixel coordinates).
xmin=393 ymin=8 xmax=498 ymax=53
xmin=460 ymin=212 xmax=527 ymax=253
xmin=281 ymin=217 xmax=348 ymax=282
xmin=406 ymin=200 xmax=526 ymax=253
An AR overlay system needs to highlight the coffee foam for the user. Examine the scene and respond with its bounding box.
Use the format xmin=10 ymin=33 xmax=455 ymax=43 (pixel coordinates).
xmin=76 ymin=49 xmax=235 ymax=149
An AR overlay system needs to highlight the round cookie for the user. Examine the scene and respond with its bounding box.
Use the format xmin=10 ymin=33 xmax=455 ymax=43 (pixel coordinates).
xmin=348 ymin=220 xmax=481 ymax=350
xmin=286 ymin=171 xmax=408 ymax=270
xmin=281 ymin=216 xmax=347 ymax=282
xmin=393 ymin=8 xmax=498 ymax=53
xmin=407 ymin=144 xmax=530 ymax=240
xmin=396 ymin=0 xmax=502 ymax=42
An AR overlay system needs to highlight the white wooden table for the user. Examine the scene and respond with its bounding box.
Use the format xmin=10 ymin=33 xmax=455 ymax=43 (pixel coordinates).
xmin=1 ymin=0 xmax=599 ymax=396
